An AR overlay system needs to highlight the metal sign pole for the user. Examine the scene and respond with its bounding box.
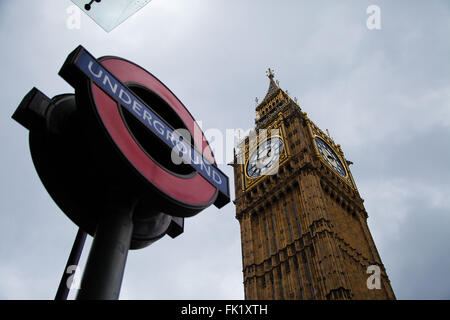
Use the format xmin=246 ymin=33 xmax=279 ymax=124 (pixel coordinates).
xmin=76 ymin=200 xmax=134 ymax=300
xmin=55 ymin=228 xmax=87 ymax=300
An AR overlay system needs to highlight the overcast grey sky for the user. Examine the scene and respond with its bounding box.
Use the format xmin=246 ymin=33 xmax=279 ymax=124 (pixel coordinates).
xmin=1 ymin=0 xmax=450 ymax=299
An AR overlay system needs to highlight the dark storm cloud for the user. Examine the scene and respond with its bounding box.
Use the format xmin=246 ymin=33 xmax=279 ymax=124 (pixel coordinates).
xmin=353 ymin=125 xmax=450 ymax=185
xmin=384 ymin=196 xmax=450 ymax=299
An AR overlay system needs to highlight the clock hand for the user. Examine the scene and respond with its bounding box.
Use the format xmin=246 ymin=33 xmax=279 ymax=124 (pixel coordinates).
xmin=255 ymin=148 xmax=275 ymax=168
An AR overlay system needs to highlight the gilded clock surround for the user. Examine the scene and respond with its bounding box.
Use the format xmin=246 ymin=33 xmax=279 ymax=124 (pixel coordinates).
xmin=314 ymin=136 xmax=347 ymax=177
xmin=306 ymin=118 xmax=357 ymax=190
xmin=240 ymin=122 xmax=290 ymax=191
xmin=230 ymin=69 xmax=395 ymax=300
xmin=244 ymin=135 xmax=286 ymax=180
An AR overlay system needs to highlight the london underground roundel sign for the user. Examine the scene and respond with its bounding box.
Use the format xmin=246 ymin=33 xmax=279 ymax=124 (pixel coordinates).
xmin=60 ymin=46 xmax=230 ymax=216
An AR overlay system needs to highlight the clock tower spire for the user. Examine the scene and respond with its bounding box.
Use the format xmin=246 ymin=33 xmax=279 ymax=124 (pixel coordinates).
xmin=232 ymin=72 xmax=395 ymax=300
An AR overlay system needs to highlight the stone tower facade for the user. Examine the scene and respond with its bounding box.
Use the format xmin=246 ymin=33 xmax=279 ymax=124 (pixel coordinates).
xmin=231 ymin=70 xmax=395 ymax=300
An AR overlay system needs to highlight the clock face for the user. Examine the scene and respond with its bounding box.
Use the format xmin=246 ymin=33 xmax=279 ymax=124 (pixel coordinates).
xmin=246 ymin=137 xmax=284 ymax=178
xmin=315 ymin=137 xmax=347 ymax=177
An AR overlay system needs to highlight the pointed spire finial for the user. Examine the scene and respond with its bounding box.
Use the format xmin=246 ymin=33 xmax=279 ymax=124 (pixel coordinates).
xmin=266 ymin=67 xmax=275 ymax=79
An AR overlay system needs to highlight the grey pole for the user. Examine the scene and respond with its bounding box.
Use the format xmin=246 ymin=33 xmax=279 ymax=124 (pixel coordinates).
xmin=76 ymin=200 xmax=134 ymax=300
xmin=55 ymin=228 xmax=87 ymax=300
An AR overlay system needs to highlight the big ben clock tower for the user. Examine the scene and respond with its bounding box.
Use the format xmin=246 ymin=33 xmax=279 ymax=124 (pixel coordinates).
xmin=231 ymin=69 xmax=395 ymax=300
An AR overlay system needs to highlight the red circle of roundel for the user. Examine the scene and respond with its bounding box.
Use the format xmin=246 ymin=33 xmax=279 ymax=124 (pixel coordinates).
xmin=90 ymin=57 xmax=217 ymax=206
